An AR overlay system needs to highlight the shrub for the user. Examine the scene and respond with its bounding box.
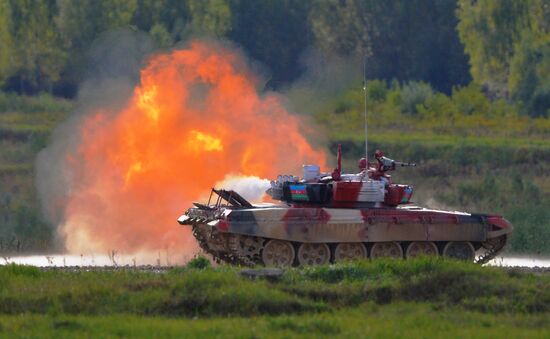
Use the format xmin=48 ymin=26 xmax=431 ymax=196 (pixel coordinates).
xmin=186 ymin=255 xmax=211 ymax=270
xmin=366 ymin=80 xmax=388 ymax=103
xmin=399 ymin=81 xmax=433 ymax=114
xmin=417 ymin=92 xmax=455 ymax=119
xmin=452 ymin=83 xmax=490 ymax=116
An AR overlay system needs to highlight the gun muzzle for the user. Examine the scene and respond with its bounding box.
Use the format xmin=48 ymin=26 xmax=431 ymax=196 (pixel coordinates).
xmin=395 ymin=161 xmax=417 ymax=167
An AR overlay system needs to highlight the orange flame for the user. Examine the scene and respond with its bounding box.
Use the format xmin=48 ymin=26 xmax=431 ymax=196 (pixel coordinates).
xmin=61 ymin=41 xmax=326 ymax=258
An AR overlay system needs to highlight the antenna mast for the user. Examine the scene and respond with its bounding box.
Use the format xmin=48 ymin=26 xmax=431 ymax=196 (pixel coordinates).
xmin=363 ymin=55 xmax=368 ymax=161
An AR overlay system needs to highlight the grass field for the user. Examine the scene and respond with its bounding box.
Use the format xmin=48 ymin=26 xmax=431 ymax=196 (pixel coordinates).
xmin=2 ymin=303 xmax=549 ymax=338
xmin=0 ymin=258 xmax=548 ymax=338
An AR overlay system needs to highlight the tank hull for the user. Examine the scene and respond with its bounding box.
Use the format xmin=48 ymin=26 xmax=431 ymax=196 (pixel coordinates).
xmin=178 ymin=204 xmax=512 ymax=266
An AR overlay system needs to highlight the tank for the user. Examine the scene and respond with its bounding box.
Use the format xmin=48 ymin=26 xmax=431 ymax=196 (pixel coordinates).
xmin=177 ymin=145 xmax=513 ymax=266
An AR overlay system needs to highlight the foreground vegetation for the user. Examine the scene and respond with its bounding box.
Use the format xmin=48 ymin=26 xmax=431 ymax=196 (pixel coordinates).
xmin=2 ymin=257 xmax=549 ymax=316
xmin=2 ymin=303 xmax=549 ymax=338
xmin=0 ymin=258 xmax=548 ymax=337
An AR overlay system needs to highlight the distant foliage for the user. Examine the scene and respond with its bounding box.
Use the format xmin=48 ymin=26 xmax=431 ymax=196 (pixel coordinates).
xmin=0 ymin=92 xmax=72 ymax=113
xmin=366 ymin=80 xmax=387 ymax=103
xmin=0 ymin=0 xmax=473 ymax=95
xmin=310 ymin=0 xmax=471 ymax=93
xmin=1 ymin=0 xmax=550 ymax=118
xmin=399 ymin=81 xmax=433 ymax=115
xmin=187 ymin=0 xmax=231 ymax=37
xmin=315 ymin=80 xmax=538 ymax=138
xmin=0 ymin=1 xmax=15 ymax=87
xmin=457 ymin=0 xmax=550 ymax=117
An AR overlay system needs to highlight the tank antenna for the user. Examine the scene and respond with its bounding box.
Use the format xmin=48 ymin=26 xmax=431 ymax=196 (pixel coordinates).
xmin=363 ymin=55 xmax=368 ymax=162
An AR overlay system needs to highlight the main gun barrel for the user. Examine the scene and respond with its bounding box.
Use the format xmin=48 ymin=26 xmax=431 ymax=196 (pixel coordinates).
xmin=394 ymin=161 xmax=416 ymax=167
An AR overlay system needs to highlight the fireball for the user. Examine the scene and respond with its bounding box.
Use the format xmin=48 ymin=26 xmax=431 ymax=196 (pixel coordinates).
xmin=57 ymin=40 xmax=326 ymax=257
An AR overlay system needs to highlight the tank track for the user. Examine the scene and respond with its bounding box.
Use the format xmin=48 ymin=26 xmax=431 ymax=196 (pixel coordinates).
xmin=474 ymin=234 xmax=508 ymax=265
xmin=192 ymin=224 xmax=233 ymax=264
xmin=192 ymin=223 xmax=508 ymax=266
xmin=193 ymin=224 xmax=263 ymax=266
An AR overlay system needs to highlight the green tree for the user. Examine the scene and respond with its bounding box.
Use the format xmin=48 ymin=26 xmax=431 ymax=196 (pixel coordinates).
xmin=229 ymin=0 xmax=312 ymax=86
xmin=149 ymin=23 xmax=172 ymax=49
xmin=458 ymin=0 xmax=550 ymax=116
xmin=9 ymin=0 xmax=66 ymax=93
xmin=55 ymin=0 xmax=137 ymax=91
xmin=0 ymin=1 xmax=15 ymax=86
xmin=132 ymin=0 xmax=189 ymax=44
xmin=187 ymin=0 xmax=231 ymax=37
xmin=309 ymin=0 xmax=371 ymax=57
xmin=56 ymin=0 xmax=138 ymax=51
xmin=457 ymin=0 xmax=530 ymax=99
xmin=310 ymin=0 xmax=470 ymax=93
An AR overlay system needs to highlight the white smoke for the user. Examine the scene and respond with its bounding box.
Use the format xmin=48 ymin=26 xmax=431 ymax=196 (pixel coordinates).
xmin=214 ymin=174 xmax=271 ymax=203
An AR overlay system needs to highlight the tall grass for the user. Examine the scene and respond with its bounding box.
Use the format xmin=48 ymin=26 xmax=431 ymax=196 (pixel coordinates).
xmin=0 ymin=258 xmax=548 ymax=317
xmin=1 ymin=302 xmax=549 ymax=338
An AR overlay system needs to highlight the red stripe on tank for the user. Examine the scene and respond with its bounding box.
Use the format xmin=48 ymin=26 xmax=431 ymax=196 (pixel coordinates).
xmin=333 ymin=182 xmax=363 ymax=202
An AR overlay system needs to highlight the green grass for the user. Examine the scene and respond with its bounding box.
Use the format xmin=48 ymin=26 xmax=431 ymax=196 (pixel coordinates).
xmin=335 ymin=131 xmax=550 ymax=149
xmin=0 ymin=303 xmax=549 ymax=338
xmin=0 ymin=258 xmax=549 ymax=316
xmin=0 ymin=259 xmax=548 ymax=338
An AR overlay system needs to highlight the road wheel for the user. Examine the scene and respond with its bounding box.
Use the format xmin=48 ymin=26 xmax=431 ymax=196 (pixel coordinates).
xmin=406 ymin=241 xmax=439 ymax=258
xmin=370 ymin=242 xmax=403 ymax=259
xmin=297 ymin=243 xmax=331 ymax=266
xmin=334 ymin=243 xmax=367 ymax=262
xmin=442 ymin=241 xmax=475 ymax=261
xmin=261 ymin=240 xmax=295 ymax=267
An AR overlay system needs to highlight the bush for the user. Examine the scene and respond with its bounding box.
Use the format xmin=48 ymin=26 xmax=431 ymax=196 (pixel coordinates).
xmin=186 ymin=256 xmax=211 ymax=270
xmin=451 ymin=83 xmax=490 ymax=116
xmin=366 ymin=80 xmax=388 ymax=102
xmin=417 ymin=92 xmax=455 ymax=119
xmin=399 ymin=81 xmax=433 ymax=114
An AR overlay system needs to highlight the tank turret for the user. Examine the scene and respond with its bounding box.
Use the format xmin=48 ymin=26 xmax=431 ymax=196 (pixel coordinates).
xmin=267 ymin=145 xmax=414 ymax=207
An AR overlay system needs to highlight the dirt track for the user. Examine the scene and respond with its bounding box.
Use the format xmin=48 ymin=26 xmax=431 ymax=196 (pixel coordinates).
xmin=503 ymin=266 xmax=550 ymax=275
xmin=31 ymin=264 xmax=550 ymax=275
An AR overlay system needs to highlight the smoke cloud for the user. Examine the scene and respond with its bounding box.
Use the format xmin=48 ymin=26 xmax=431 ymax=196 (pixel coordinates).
xmin=214 ymin=175 xmax=271 ymax=203
xmin=36 ymin=32 xmax=326 ymax=259
xmin=36 ymin=30 xmax=154 ymax=248
xmin=282 ymin=49 xmax=362 ymax=116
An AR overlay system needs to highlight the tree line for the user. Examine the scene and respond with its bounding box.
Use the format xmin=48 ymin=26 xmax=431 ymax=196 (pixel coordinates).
xmin=0 ymin=0 xmax=549 ymax=117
